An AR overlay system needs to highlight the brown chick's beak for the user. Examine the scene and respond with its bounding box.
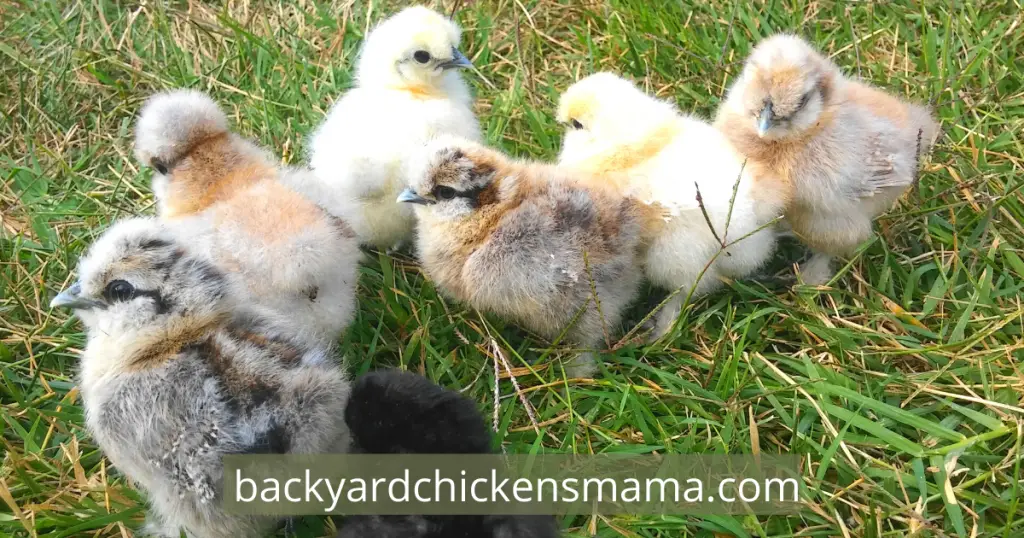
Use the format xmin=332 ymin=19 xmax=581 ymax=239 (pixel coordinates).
xmin=439 ymin=48 xmax=473 ymax=70
xmin=397 ymin=188 xmax=433 ymax=205
xmin=50 ymin=282 xmax=104 ymax=310
xmin=757 ymin=103 xmax=774 ymax=137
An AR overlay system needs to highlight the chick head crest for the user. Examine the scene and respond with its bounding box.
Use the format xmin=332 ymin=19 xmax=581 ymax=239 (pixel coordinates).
xmin=735 ymin=34 xmax=836 ymax=140
xmin=357 ymin=6 xmax=472 ymax=90
xmin=557 ymin=72 xmax=680 ymax=170
xmin=399 ymin=136 xmax=500 ymax=220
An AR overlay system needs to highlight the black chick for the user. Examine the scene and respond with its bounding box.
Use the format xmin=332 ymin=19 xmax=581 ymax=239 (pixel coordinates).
xmin=339 ymin=370 xmax=560 ymax=538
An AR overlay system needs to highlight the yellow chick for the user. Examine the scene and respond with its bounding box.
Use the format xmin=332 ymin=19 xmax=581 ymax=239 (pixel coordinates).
xmin=557 ymin=73 xmax=788 ymax=338
xmin=715 ymin=34 xmax=939 ymax=284
xmin=299 ymin=6 xmax=482 ymax=250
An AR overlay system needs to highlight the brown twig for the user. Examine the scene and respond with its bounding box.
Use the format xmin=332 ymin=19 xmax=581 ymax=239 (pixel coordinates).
xmin=717 ymin=1 xmax=739 ymax=70
xmin=491 ymin=338 xmax=541 ymax=435
xmin=492 ymin=345 xmax=501 ymax=441
xmin=582 ymin=250 xmax=611 ymax=348
xmin=694 ymin=182 xmax=724 ymax=247
xmin=512 ymin=0 xmax=537 ymax=104
xmin=912 ymin=127 xmax=924 ymax=196
xmin=447 ymin=0 xmax=465 ymax=20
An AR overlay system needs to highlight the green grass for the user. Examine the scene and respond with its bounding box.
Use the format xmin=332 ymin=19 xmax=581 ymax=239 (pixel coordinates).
xmin=2 ymin=0 xmax=1023 ymax=536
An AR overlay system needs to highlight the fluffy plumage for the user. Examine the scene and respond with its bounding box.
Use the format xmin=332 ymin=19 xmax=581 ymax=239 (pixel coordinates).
xmin=557 ymin=73 xmax=786 ymax=337
xmin=50 ymin=218 xmax=351 ymax=538
xmin=401 ymin=137 xmax=646 ymax=377
xmin=337 ymin=370 xmax=560 ymax=538
xmin=135 ymin=90 xmax=361 ymax=347
xmin=715 ymin=34 xmax=939 ymax=284
xmin=300 ymin=6 xmax=482 ymax=249
xmin=344 ymin=370 xmax=492 ymax=455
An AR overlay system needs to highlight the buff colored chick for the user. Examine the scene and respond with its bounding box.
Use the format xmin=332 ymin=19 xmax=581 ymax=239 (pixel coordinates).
xmin=134 ymin=90 xmax=361 ymax=348
xmin=715 ymin=35 xmax=938 ymax=284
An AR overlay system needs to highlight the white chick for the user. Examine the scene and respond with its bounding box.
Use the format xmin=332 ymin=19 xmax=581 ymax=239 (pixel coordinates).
xmin=715 ymin=34 xmax=939 ymax=284
xmin=557 ymin=73 xmax=789 ymax=338
xmin=50 ymin=217 xmax=350 ymax=538
xmin=134 ymin=90 xmax=362 ymax=349
xmin=300 ymin=5 xmax=482 ymax=249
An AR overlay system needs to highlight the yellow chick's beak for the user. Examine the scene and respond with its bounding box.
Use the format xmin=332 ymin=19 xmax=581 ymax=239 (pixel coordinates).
xmin=50 ymin=282 xmax=104 ymax=310
xmin=757 ymin=104 xmax=773 ymax=137
xmin=397 ymin=188 xmax=433 ymax=205
xmin=439 ymin=47 xmax=473 ymax=70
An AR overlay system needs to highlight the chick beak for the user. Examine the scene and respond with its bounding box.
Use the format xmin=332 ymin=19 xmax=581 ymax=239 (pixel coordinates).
xmin=439 ymin=47 xmax=473 ymax=70
xmin=756 ymin=104 xmax=774 ymax=137
xmin=397 ymin=188 xmax=433 ymax=205
xmin=50 ymin=282 xmax=103 ymax=310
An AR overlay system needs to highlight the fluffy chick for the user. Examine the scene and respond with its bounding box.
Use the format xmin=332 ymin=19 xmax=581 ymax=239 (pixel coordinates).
xmin=135 ymin=90 xmax=361 ymax=348
xmin=300 ymin=5 xmax=482 ymax=249
xmin=557 ymin=73 xmax=787 ymax=338
xmin=337 ymin=370 xmax=560 ymax=538
xmin=50 ymin=218 xmax=351 ymax=538
xmin=401 ymin=137 xmax=646 ymax=377
xmin=715 ymin=34 xmax=939 ymax=284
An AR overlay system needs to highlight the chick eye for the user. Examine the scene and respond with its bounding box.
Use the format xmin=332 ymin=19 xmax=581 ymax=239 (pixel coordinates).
xmin=104 ymin=279 xmax=136 ymax=302
xmin=413 ymin=50 xmax=432 ymax=64
xmin=570 ymin=119 xmax=584 ymax=130
xmin=151 ymin=158 xmax=169 ymax=175
xmin=435 ymin=186 xmax=457 ymax=200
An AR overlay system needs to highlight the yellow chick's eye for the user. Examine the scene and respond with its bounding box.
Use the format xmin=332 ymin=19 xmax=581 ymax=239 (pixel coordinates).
xmin=413 ymin=50 xmax=432 ymax=64
xmin=570 ymin=119 xmax=584 ymax=130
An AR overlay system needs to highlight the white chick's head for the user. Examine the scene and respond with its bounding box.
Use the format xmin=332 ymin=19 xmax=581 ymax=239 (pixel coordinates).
xmin=356 ymin=6 xmax=472 ymax=91
xmin=731 ymin=35 xmax=837 ymax=140
xmin=51 ymin=218 xmax=231 ymax=340
xmin=556 ymin=73 xmax=678 ymax=170
xmin=398 ymin=136 xmax=500 ymax=221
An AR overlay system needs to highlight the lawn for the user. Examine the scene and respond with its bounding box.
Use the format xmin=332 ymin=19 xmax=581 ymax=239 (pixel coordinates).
xmin=2 ymin=0 xmax=1023 ymax=537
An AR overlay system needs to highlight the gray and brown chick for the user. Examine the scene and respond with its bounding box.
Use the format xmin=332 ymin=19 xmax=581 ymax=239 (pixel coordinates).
xmin=51 ymin=218 xmax=351 ymax=538
xmin=400 ymin=137 xmax=650 ymax=377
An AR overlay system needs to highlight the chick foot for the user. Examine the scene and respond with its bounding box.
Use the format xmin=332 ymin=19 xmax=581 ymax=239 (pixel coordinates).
xmin=564 ymin=352 xmax=598 ymax=379
xmin=797 ymin=252 xmax=835 ymax=285
xmin=646 ymin=294 xmax=684 ymax=343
